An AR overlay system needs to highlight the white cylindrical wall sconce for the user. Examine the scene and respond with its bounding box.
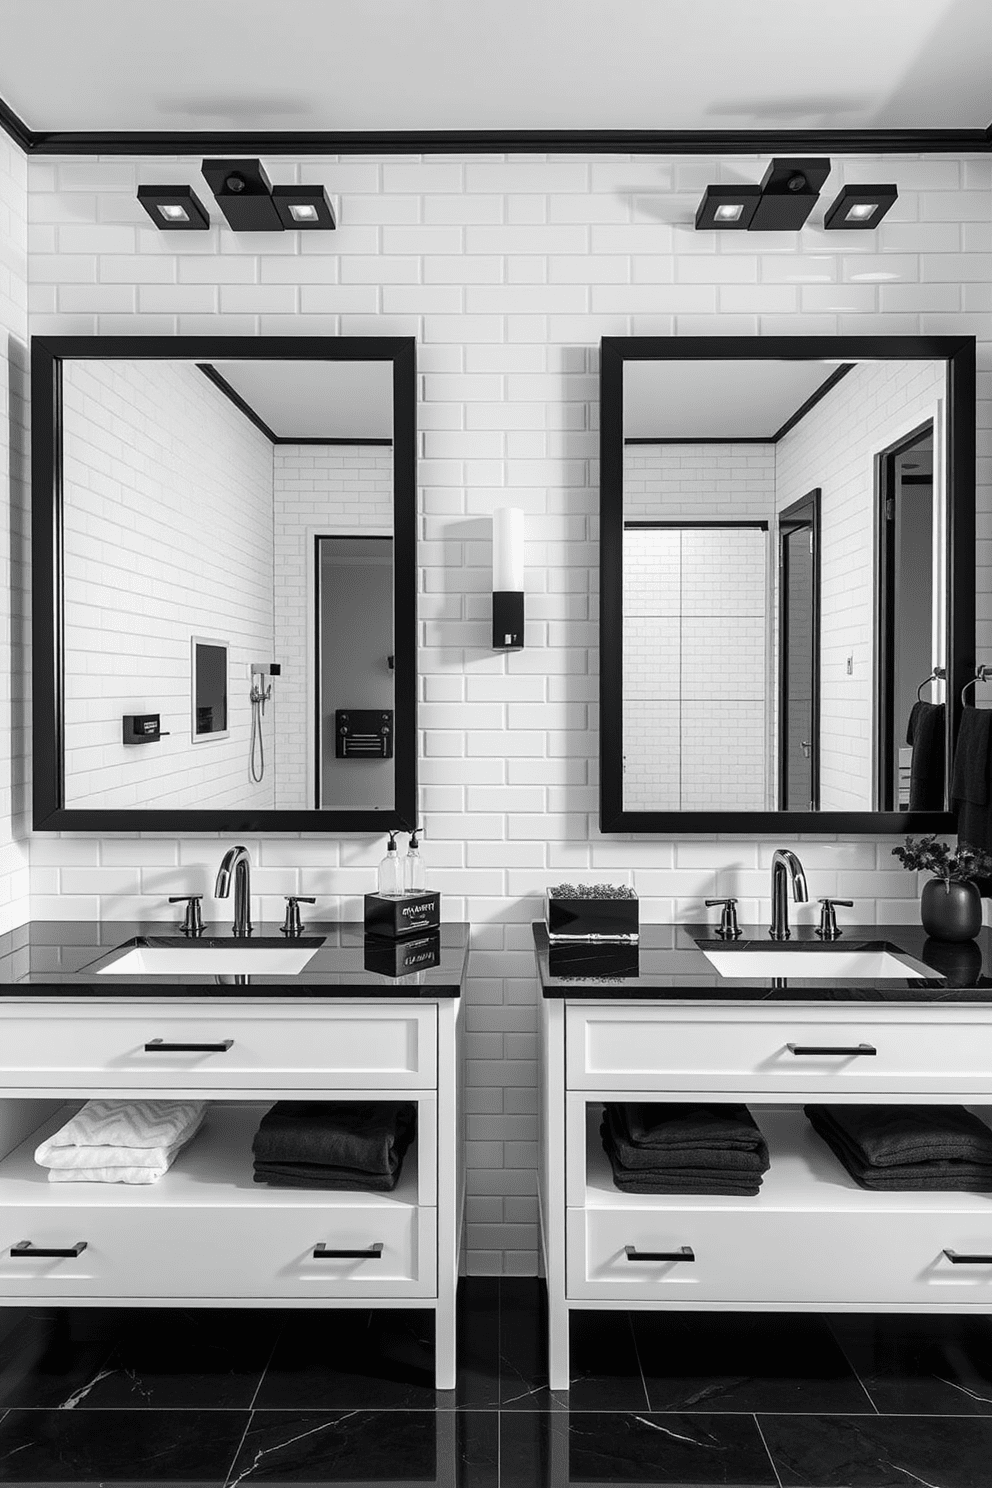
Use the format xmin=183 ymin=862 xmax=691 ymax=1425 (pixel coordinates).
xmin=492 ymin=507 xmax=524 ymax=650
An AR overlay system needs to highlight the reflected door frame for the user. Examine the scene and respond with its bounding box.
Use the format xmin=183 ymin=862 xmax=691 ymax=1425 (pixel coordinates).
xmin=777 ymin=490 xmax=821 ymax=811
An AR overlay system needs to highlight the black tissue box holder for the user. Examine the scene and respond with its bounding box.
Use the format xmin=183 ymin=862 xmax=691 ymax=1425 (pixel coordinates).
xmin=364 ymin=931 xmax=441 ymax=978
xmin=545 ymin=888 xmax=639 ymax=943
xmin=364 ymin=891 xmax=441 ymax=940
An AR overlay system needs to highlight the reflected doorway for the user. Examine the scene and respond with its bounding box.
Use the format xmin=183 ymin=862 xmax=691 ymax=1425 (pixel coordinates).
xmin=778 ymin=490 xmax=820 ymax=810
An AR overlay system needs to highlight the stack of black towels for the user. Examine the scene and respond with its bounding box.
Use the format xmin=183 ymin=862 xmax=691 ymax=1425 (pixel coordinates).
xmin=602 ymin=1103 xmax=770 ymax=1196
xmin=806 ymin=1105 xmax=992 ymax=1191
xmin=252 ymin=1101 xmax=416 ymax=1191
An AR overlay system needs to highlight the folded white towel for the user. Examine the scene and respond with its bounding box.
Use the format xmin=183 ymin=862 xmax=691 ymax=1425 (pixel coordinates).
xmin=47 ymin=1149 xmax=190 ymax=1185
xmin=35 ymin=1100 xmax=207 ymax=1174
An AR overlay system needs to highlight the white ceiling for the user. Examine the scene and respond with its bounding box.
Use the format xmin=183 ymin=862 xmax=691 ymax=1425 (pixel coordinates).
xmin=623 ymin=360 xmax=845 ymax=440
xmin=210 ymin=360 xmax=393 ymax=440
xmin=2 ymin=0 xmax=990 ymax=133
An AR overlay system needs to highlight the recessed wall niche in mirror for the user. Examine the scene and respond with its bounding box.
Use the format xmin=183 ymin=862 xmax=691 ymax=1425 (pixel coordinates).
xmin=32 ymin=337 xmax=416 ymax=832
xmin=599 ymin=337 xmax=976 ymax=834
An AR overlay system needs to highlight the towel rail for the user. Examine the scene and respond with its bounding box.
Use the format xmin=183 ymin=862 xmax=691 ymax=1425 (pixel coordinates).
xmin=915 ymin=665 xmax=946 ymax=702
xmin=961 ymin=666 xmax=992 ymax=706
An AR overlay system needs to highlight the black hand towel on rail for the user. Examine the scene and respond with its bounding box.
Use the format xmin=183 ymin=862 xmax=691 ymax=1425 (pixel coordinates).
xmin=906 ymin=701 xmax=946 ymax=811
xmin=951 ymin=707 xmax=992 ymax=852
xmin=252 ymin=1101 xmax=416 ymax=1176
xmin=604 ymin=1105 xmax=768 ymax=1172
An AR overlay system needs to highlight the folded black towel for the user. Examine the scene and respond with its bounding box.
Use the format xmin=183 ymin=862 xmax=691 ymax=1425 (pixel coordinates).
xmin=600 ymin=1124 xmax=765 ymax=1195
xmin=608 ymin=1102 xmax=769 ymax=1154
xmin=951 ymin=708 xmax=992 ymax=852
xmin=252 ymin=1162 xmax=400 ymax=1192
xmin=804 ymin=1104 xmax=992 ymax=1168
xmin=806 ymin=1108 xmax=992 ymax=1192
xmin=604 ymin=1105 xmax=768 ymax=1173
xmin=252 ymin=1101 xmax=416 ymax=1176
xmin=906 ymin=701 xmax=946 ymax=811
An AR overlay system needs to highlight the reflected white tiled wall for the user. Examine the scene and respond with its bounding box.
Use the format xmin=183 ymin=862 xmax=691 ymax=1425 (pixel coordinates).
xmin=17 ymin=148 xmax=992 ymax=1272
xmin=0 ymin=132 xmax=29 ymax=931
xmin=60 ymin=359 xmax=276 ymax=810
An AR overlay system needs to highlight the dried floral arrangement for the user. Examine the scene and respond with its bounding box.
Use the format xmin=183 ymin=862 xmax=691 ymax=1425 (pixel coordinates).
xmin=547 ymin=884 xmax=637 ymax=899
xmin=891 ymin=835 xmax=992 ymax=884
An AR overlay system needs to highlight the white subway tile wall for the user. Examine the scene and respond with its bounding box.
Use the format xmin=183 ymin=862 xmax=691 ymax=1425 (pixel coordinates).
xmin=2 ymin=149 xmax=989 ymax=1272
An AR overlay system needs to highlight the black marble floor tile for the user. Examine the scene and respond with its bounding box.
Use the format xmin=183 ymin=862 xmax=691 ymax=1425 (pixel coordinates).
xmin=252 ymin=1310 xmax=441 ymax=1412
xmin=0 ymin=1311 xmax=116 ymax=1410
xmin=760 ymin=1412 xmax=992 ymax=1487
xmin=73 ymin=1308 xmax=283 ymax=1411
xmin=500 ymin=1410 xmax=779 ymax=1488
xmin=634 ymin=1311 xmax=871 ymax=1415
xmin=497 ymin=1280 xmax=562 ymax=1411
xmin=0 ymin=1406 xmax=245 ymax=1485
xmin=223 ymin=1409 xmax=447 ymax=1484
xmin=829 ymin=1313 xmax=992 ymax=1416
xmin=499 ymin=1284 xmax=648 ymax=1412
xmin=457 ymin=1278 xmax=501 ymax=1409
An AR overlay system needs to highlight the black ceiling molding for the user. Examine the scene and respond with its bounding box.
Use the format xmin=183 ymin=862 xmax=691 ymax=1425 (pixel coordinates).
xmin=0 ymin=98 xmax=990 ymax=156
xmin=623 ymin=364 xmax=854 ymax=446
xmin=197 ymin=363 xmax=392 ymax=446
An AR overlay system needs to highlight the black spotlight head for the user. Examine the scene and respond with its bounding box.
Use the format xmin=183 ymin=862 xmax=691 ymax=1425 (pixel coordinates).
xmin=200 ymin=158 xmax=283 ymax=231
xmin=137 ymin=185 xmax=210 ymax=231
xmin=271 ymin=184 xmax=337 ymax=230
xmin=695 ymin=183 xmax=761 ymax=231
xmin=823 ymin=184 xmax=898 ymax=230
xmin=750 ymin=157 xmax=831 ymax=231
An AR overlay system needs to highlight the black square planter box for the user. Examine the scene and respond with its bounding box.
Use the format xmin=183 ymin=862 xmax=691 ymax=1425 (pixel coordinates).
xmin=545 ymin=891 xmax=639 ymax=943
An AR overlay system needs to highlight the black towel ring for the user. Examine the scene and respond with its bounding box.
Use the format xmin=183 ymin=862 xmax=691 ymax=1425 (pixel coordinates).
xmin=961 ymin=666 xmax=992 ymax=706
xmin=916 ymin=665 xmax=946 ymax=702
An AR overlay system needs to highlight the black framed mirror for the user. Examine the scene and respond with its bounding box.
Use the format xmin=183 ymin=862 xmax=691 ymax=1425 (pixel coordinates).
xmin=31 ymin=335 xmax=417 ymax=833
xmin=600 ymin=336 xmax=976 ymax=833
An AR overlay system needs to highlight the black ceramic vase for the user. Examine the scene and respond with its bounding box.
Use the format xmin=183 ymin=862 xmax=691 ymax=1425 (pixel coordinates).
xmin=920 ymin=878 xmax=983 ymax=942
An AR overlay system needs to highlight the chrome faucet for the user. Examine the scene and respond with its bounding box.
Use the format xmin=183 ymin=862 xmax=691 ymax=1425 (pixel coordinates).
xmin=215 ymin=845 xmax=253 ymax=937
xmin=769 ymin=848 xmax=808 ymax=941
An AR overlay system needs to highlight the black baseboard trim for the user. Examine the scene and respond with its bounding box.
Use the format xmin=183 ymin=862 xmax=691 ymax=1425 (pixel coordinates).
xmin=2 ymin=114 xmax=991 ymax=157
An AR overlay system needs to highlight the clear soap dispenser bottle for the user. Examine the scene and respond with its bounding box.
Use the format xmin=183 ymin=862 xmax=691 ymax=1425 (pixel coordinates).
xmin=404 ymin=826 xmax=425 ymax=892
xmin=377 ymin=831 xmax=404 ymax=897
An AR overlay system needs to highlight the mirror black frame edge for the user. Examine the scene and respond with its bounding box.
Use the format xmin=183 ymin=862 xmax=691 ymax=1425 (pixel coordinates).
xmin=599 ymin=334 xmax=976 ymax=834
xmin=30 ymin=334 xmax=418 ymax=834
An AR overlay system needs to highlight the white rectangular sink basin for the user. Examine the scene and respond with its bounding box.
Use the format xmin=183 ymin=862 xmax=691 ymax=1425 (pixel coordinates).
xmin=701 ymin=949 xmax=930 ymax=980
xmin=98 ymin=946 xmax=319 ymax=976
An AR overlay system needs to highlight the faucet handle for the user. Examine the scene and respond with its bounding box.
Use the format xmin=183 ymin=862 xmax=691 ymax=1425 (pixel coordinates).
xmin=705 ymin=897 xmax=742 ymax=940
xmin=816 ymin=898 xmax=853 ymax=941
xmin=169 ymin=895 xmax=204 ymax=936
xmin=281 ymin=896 xmax=316 ymax=938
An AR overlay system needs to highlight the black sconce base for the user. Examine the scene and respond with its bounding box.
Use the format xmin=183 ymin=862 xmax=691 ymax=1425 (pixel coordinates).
xmin=493 ymin=591 xmax=524 ymax=650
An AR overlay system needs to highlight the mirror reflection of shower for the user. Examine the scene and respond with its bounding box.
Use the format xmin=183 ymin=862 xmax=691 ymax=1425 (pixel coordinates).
xmin=249 ymin=663 xmax=277 ymax=784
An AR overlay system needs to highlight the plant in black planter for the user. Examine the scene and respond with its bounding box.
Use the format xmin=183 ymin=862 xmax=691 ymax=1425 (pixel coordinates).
xmin=892 ymin=836 xmax=992 ymax=942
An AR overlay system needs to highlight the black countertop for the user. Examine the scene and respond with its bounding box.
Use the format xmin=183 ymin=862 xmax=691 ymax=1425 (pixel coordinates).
xmin=533 ymin=922 xmax=992 ymax=1002
xmin=0 ymin=921 xmax=469 ymax=998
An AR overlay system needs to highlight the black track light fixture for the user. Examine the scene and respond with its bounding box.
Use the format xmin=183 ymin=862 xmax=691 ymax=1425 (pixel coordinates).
xmin=137 ymin=185 xmax=210 ymax=231
xmin=695 ymin=157 xmax=832 ymax=232
xmin=198 ymin=159 xmax=337 ymax=233
xmin=823 ymin=184 xmax=898 ymax=230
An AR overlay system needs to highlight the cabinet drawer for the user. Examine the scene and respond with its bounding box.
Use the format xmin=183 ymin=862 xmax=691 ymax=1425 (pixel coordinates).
xmin=566 ymin=1006 xmax=992 ymax=1095
xmin=0 ymin=1005 xmax=437 ymax=1091
xmin=568 ymin=1206 xmax=992 ymax=1306
xmin=0 ymin=1203 xmax=436 ymax=1301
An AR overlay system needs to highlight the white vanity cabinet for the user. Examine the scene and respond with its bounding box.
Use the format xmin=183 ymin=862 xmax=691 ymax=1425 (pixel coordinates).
xmin=0 ymin=994 xmax=463 ymax=1389
xmin=540 ymin=996 xmax=992 ymax=1391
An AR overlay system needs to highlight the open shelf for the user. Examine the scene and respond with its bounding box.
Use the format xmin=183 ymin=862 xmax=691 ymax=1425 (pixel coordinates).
xmin=584 ymin=1104 xmax=992 ymax=1215
xmin=0 ymin=1102 xmax=420 ymax=1211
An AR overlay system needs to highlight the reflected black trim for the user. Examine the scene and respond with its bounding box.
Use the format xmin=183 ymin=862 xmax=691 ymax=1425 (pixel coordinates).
xmin=32 ymin=334 xmax=417 ymax=835
xmin=625 ymin=436 xmax=772 ymax=446
xmin=625 ymin=519 xmax=768 ymax=530
xmin=778 ymin=488 xmax=821 ymax=811
xmin=600 ymin=334 xmax=975 ymax=834
xmin=198 ymin=364 xmax=393 ymax=446
xmin=771 ymin=365 xmax=853 ymax=441
xmin=4 ymin=119 xmax=991 ymax=156
xmin=623 ymin=366 xmax=853 ymax=444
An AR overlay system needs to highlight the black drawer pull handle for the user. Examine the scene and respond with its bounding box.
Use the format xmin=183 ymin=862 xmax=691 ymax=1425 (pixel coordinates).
xmin=787 ymin=1043 xmax=877 ymax=1056
xmin=624 ymin=1245 xmax=695 ymax=1263
xmin=11 ymin=1241 xmax=87 ymax=1259
xmin=143 ymin=1039 xmax=234 ymax=1053
xmin=312 ymin=1242 xmax=384 ymax=1260
xmin=943 ymin=1249 xmax=992 ymax=1265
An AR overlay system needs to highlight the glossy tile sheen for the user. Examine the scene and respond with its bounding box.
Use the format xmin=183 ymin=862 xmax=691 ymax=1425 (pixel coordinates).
xmin=759 ymin=1412 xmax=992 ymax=1488
xmin=0 ymin=1406 xmax=244 ymax=1484
xmin=829 ymin=1312 xmax=992 ymax=1416
xmin=634 ymin=1311 xmax=871 ymax=1414
xmin=224 ymin=1409 xmax=441 ymax=1483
